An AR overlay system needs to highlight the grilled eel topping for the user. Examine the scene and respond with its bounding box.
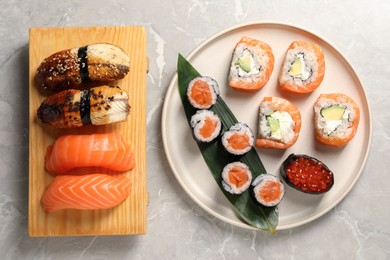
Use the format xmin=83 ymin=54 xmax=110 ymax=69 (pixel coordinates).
xmin=35 ymin=43 xmax=130 ymax=91
xmin=37 ymin=86 xmax=130 ymax=128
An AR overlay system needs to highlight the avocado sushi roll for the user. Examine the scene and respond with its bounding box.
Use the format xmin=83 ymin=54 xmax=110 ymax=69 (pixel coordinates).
xmin=190 ymin=110 xmax=221 ymax=143
xmin=187 ymin=76 xmax=219 ymax=109
xmin=279 ymin=41 xmax=325 ymax=94
xmin=228 ymin=36 xmax=274 ymax=91
xmin=221 ymin=161 xmax=252 ymax=194
xmin=222 ymin=123 xmax=254 ymax=155
xmin=314 ymin=93 xmax=360 ymax=147
xmin=251 ymin=174 xmax=285 ymax=207
xmin=256 ymin=96 xmax=301 ymax=149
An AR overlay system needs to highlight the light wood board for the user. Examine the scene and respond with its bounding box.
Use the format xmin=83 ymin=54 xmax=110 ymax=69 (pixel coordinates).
xmin=28 ymin=26 xmax=147 ymax=236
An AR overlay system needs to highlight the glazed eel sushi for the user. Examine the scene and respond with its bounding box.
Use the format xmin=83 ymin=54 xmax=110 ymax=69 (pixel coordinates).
xmin=256 ymin=97 xmax=301 ymax=149
xmin=279 ymin=41 xmax=325 ymax=94
xmin=314 ymin=93 xmax=360 ymax=147
xmin=37 ymin=85 xmax=130 ymax=128
xmin=228 ymin=36 xmax=274 ymax=91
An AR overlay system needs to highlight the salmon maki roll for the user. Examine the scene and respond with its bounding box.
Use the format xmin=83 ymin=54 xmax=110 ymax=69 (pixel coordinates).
xmin=187 ymin=76 xmax=219 ymax=109
xmin=228 ymin=37 xmax=274 ymax=91
xmin=314 ymin=93 xmax=360 ymax=147
xmin=256 ymin=97 xmax=301 ymax=149
xmin=45 ymin=131 xmax=135 ymax=174
xmin=41 ymin=174 xmax=131 ymax=212
xmin=279 ymin=41 xmax=325 ymax=94
xmin=190 ymin=110 xmax=221 ymax=142
xmin=221 ymin=162 xmax=252 ymax=194
xmin=251 ymin=174 xmax=285 ymax=207
xmin=222 ymin=123 xmax=254 ymax=155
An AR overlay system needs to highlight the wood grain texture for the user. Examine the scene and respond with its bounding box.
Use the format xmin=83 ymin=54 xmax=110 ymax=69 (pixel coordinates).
xmin=28 ymin=26 xmax=147 ymax=236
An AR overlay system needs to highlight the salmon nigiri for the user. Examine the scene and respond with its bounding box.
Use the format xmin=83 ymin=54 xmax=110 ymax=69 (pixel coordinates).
xmin=279 ymin=41 xmax=325 ymax=94
xmin=228 ymin=36 xmax=274 ymax=91
xmin=41 ymin=174 xmax=131 ymax=212
xmin=45 ymin=131 xmax=135 ymax=174
xmin=256 ymin=97 xmax=301 ymax=149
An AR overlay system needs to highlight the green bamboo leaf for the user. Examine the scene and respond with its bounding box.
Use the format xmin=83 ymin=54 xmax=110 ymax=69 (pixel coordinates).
xmin=177 ymin=54 xmax=278 ymax=233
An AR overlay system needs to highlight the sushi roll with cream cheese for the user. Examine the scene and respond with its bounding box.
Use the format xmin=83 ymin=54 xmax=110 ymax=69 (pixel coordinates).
xmin=222 ymin=162 xmax=252 ymax=194
xmin=256 ymin=97 xmax=301 ymax=149
xmin=187 ymin=76 xmax=219 ymax=109
xmin=251 ymin=174 xmax=285 ymax=207
xmin=314 ymin=93 xmax=360 ymax=147
xmin=222 ymin=123 xmax=254 ymax=155
xmin=190 ymin=110 xmax=221 ymax=142
xmin=228 ymin=37 xmax=274 ymax=91
xmin=279 ymin=41 xmax=325 ymax=94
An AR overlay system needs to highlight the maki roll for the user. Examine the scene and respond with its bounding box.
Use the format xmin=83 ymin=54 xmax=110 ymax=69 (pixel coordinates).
xmin=279 ymin=41 xmax=325 ymax=94
xmin=187 ymin=76 xmax=219 ymax=109
xmin=221 ymin=162 xmax=252 ymax=194
xmin=190 ymin=110 xmax=222 ymax=142
xmin=256 ymin=97 xmax=301 ymax=149
xmin=314 ymin=93 xmax=360 ymax=147
xmin=228 ymin=36 xmax=274 ymax=91
xmin=251 ymin=174 xmax=285 ymax=207
xmin=222 ymin=123 xmax=254 ymax=155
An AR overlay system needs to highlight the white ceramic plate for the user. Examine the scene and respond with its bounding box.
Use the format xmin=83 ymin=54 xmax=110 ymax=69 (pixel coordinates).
xmin=162 ymin=22 xmax=372 ymax=230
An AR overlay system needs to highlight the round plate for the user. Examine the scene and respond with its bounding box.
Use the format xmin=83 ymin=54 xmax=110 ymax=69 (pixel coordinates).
xmin=162 ymin=22 xmax=372 ymax=230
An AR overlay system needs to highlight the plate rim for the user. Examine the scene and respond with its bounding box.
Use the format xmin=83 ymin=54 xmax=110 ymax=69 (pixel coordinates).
xmin=162 ymin=21 xmax=372 ymax=230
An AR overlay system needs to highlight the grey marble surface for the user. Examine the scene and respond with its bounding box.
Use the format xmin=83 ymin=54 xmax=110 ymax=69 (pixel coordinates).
xmin=0 ymin=0 xmax=389 ymax=259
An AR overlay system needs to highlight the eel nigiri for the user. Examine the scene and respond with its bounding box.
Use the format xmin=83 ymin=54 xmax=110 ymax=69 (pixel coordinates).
xmin=279 ymin=41 xmax=325 ymax=94
xmin=228 ymin=36 xmax=274 ymax=91
xmin=36 ymin=43 xmax=130 ymax=91
xmin=41 ymin=174 xmax=131 ymax=212
xmin=256 ymin=97 xmax=301 ymax=149
xmin=314 ymin=93 xmax=360 ymax=147
xmin=45 ymin=131 xmax=135 ymax=174
xmin=37 ymin=85 xmax=130 ymax=128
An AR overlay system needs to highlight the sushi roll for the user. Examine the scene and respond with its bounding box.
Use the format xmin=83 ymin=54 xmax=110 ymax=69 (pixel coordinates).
xmin=228 ymin=36 xmax=274 ymax=91
xmin=279 ymin=41 xmax=325 ymax=94
xmin=251 ymin=174 xmax=285 ymax=207
xmin=222 ymin=123 xmax=254 ymax=155
xmin=221 ymin=162 xmax=252 ymax=194
xmin=190 ymin=110 xmax=222 ymax=142
xmin=256 ymin=97 xmax=301 ymax=149
xmin=187 ymin=76 xmax=219 ymax=109
xmin=314 ymin=93 xmax=360 ymax=147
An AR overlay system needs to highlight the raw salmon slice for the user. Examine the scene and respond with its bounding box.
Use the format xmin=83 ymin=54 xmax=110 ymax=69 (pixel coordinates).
xmin=41 ymin=174 xmax=131 ymax=212
xmin=45 ymin=131 xmax=135 ymax=174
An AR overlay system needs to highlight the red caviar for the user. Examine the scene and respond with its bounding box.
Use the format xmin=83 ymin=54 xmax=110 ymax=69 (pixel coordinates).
xmin=283 ymin=155 xmax=334 ymax=193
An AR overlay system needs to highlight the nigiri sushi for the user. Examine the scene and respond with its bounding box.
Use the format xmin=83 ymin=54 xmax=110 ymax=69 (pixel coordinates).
xmin=279 ymin=41 xmax=325 ymax=93
xmin=314 ymin=93 xmax=360 ymax=147
xmin=256 ymin=97 xmax=301 ymax=149
xmin=228 ymin=36 xmax=274 ymax=91
xmin=41 ymin=174 xmax=131 ymax=212
xmin=45 ymin=131 xmax=135 ymax=174
xmin=222 ymin=123 xmax=254 ymax=155
xmin=37 ymin=85 xmax=130 ymax=128
xmin=187 ymin=76 xmax=219 ymax=109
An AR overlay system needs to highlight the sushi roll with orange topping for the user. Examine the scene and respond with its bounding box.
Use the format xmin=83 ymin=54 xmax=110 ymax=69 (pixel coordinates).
xmin=314 ymin=93 xmax=360 ymax=147
xmin=222 ymin=123 xmax=254 ymax=155
xmin=190 ymin=110 xmax=221 ymax=143
xmin=187 ymin=76 xmax=219 ymax=109
xmin=256 ymin=97 xmax=301 ymax=149
xmin=228 ymin=37 xmax=274 ymax=91
xmin=251 ymin=174 xmax=285 ymax=207
xmin=221 ymin=162 xmax=252 ymax=194
xmin=279 ymin=41 xmax=325 ymax=94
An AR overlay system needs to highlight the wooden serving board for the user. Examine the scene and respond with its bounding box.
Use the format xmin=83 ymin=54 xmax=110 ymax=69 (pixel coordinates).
xmin=28 ymin=26 xmax=147 ymax=236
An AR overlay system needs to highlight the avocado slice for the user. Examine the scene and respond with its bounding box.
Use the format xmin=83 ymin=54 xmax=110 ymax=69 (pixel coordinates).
xmin=235 ymin=54 xmax=251 ymax=73
xmin=267 ymin=116 xmax=280 ymax=133
xmin=320 ymin=105 xmax=346 ymax=120
xmin=289 ymin=55 xmax=304 ymax=77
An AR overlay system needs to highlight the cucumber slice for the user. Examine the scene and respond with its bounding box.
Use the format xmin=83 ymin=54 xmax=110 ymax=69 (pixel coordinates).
xmin=267 ymin=116 xmax=280 ymax=133
xmin=320 ymin=105 xmax=346 ymax=120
